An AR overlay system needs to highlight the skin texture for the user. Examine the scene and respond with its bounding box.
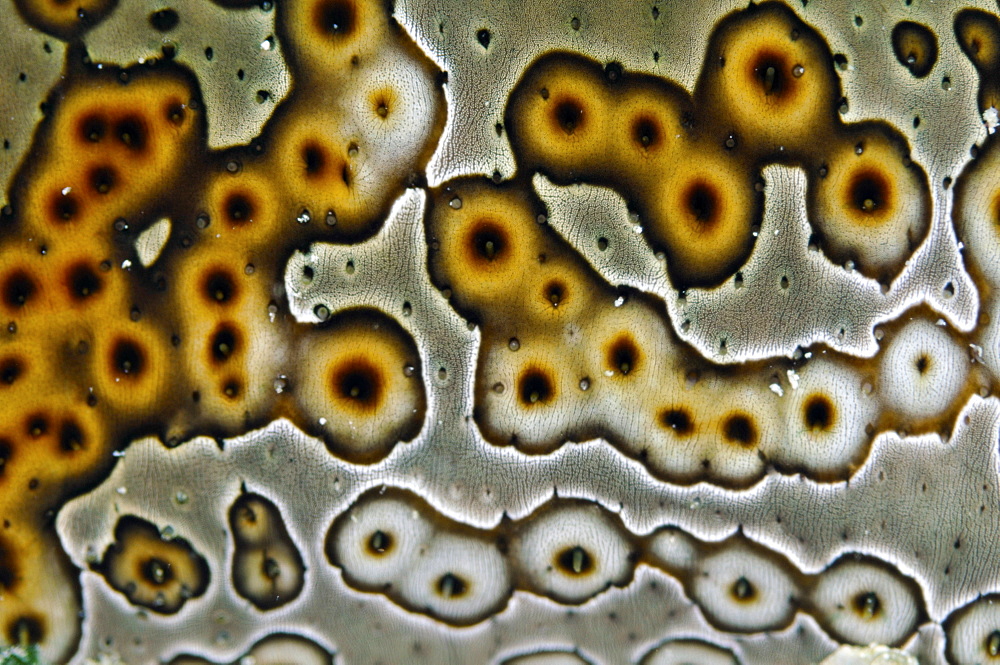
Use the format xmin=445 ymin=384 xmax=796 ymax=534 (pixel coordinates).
xmin=0 ymin=0 xmax=999 ymax=663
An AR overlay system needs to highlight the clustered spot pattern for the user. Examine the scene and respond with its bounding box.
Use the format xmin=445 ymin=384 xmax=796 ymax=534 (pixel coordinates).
xmin=0 ymin=0 xmax=998 ymax=662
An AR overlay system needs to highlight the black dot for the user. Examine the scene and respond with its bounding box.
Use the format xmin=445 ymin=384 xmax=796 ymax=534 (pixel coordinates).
xmin=476 ymin=28 xmax=491 ymax=49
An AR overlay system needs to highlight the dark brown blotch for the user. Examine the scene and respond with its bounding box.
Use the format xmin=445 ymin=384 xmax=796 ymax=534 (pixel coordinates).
xmin=66 ymin=262 xmax=103 ymax=301
xmin=803 ymin=394 xmax=835 ymax=432
xmin=518 ymin=367 xmax=554 ymax=406
xmin=659 ymin=407 xmax=694 ymax=436
xmin=331 ymin=358 xmax=383 ymax=411
xmin=110 ymin=338 xmax=145 ymax=379
xmin=314 ymin=0 xmax=356 ymax=38
xmin=722 ymin=412 xmax=757 ymax=447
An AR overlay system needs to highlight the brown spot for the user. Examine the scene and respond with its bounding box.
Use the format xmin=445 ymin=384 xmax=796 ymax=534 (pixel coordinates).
xmin=165 ymin=101 xmax=186 ymax=125
xmin=731 ymin=576 xmax=756 ymax=601
xmin=0 ymin=441 xmax=10 ymax=479
xmin=683 ymin=179 xmax=720 ymax=228
xmin=25 ymin=414 xmax=47 ymax=439
xmin=606 ymin=334 xmax=639 ymax=376
xmin=543 ymin=279 xmax=565 ymax=307
xmin=2 ymin=271 xmax=35 ymax=309
xmin=301 ymin=141 xmax=327 ymax=176
xmin=209 ymin=324 xmax=239 ymax=364
xmin=0 ymin=535 xmax=17 ymax=588
xmin=803 ymin=394 xmax=835 ymax=432
xmin=915 ymin=354 xmax=929 ymax=375
xmin=203 ymin=269 xmax=237 ymax=304
xmin=722 ymin=412 xmax=757 ymax=447
xmin=518 ymin=367 xmax=554 ymax=406
xmin=90 ymin=165 xmax=116 ymax=194
xmin=5 ymin=615 xmax=43 ymax=645
xmin=115 ymin=115 xmax=147 ymax=152
xmin=631 ymin=115 xmax=660 ymax=150
xmin=749 ymin=49 xmax=793 ymax=98
xmin=466 ymin=219 xmax=509 ymax=266
xmin=223 ymin=192 xmax=254 ymax=225
xmin=366 ymin=529 xmax=392 ymax=555
xmin=552 ymin=97 xmax=584 ymax=134
xmin=847 ymin=169 xmax=890 ymax=217
xmin=314 ymin=0 xmax=356 ymax=38
xmin=110 ymin=338 xmax=145 ymax=379
xmin=80 ymin=114 xmax=106 ymax=143
xmin=140 ymin=557 xmax=173 ymax=586
xmin=331 ymin=358 xmax=383 ymax=411
xmin=556 ymin=545 xmax=593 ymax=576
xmin=435 ymin=572 xmax=468 ymax=598
xmin=0 ymin=357 xmax=22 ymax=385
xmin=59 ymin=419 xmax=85 ymax=452
xmin=66 ymin=262 xmax=102 ymax=301
xmin=659 ymin=407 xmax=694 ymax=436
xmin=50 ymin=190 xmax=80 ymax=222
xmin=853 ymin=591 xmax=881 ymax=619
xmin=222 ymin=379 xmax=241 ymax=400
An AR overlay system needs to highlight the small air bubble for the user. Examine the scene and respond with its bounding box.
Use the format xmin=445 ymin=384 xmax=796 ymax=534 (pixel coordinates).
xmin=579 ymin=377 xmax=590 ymax=391
xmin=226 ymin=160 xmax=240 ymax=173
xmin=437 ymin=367 xmax=447 ymax=381
xmin=195 ymin=213 xmax=209 ymax=229
xmin=536 ymin=214 xmax=547 ymax=224
xmin=273 ymin=376 xmax=288 ymax=393
xmin=325 ymin=210 xmax=337 ymax=226
xmin=508 ymin=337 xmax=520 ymax=351
xmin=345 ymin=260 xmax=355 ymax=274
xmin=403 ymin=364 xmax=415 ymax=377
xmin=402 ymin=301 xmax=412 ymax=316
xmin=941 ymin=76 xmax=951 ymax=91
xmin=792 ymin=64 xmax=804 ymax=77
xmin=314 ymin=304 xmax=330 ymax=321
xmin=570 ymin=16 xmax=580 ymax=30
xmin=449 ymin=196 xmax=462 ymax=209
xmin=244 ymin=263 xmax=254 ymax=275
xmin=492 ymin=382 xmax=504 ymax=394
xmin=175 ymin=491 xmax=188 ymax=504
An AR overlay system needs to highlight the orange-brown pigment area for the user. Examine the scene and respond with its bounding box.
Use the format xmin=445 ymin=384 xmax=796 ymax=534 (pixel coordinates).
xmin=505 ymin=2 xmax=931 ymax=288
xmin=0 ymin=0 xmax=444 ymax=654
